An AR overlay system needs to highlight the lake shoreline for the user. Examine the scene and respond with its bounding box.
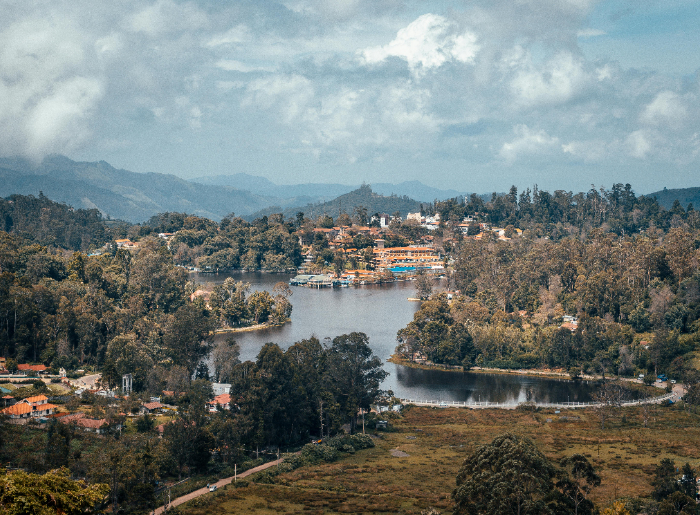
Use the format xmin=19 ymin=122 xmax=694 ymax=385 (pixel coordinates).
xmin=389 ymin=355 xmax=576 ymax=379
xmin=389 ymin=355 xmax=674 ymax=395
xmin=213 ymin=318 xmax=291 ymax=334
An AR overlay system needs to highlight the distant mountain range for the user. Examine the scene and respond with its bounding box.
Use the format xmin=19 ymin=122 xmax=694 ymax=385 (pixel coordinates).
xmin=4 ymin=155 xmax=693 ymax=225
xmin=647 ymin=187 xmax=700 ymax=210
xmin=191 ymin=174 xmax=468 ymax=203
xmin=0 ymin=155 xmax=275 ymax=223
xmin=0 ymin=156 xmax=472 ymax=223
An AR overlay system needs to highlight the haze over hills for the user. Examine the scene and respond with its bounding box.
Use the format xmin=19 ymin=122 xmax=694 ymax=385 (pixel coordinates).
xmin=0 ymin=155 xmax=276 ymax=223
xmin=1 ymin=154 xmax=697 ymax=225
xmin=0 ymin=155 xmax=470 ymax=224
xmin=191 ymin=174 xmax=467 ymax=203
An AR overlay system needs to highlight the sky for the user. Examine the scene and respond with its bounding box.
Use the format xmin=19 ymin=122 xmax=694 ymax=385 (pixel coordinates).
xmin=1 ymin=0 xmax=699 ymax=194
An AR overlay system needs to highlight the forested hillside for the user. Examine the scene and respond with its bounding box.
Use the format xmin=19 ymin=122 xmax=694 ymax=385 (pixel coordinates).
xmin=648 ymin=186 xmax=700 ymax=211
xmin=397 ymin=184 xmax=700 ymax=381
xmin=246 ymin=184 xmax=423 ymax=221
xmin=0 ymin=193 xmax=110 ymax=251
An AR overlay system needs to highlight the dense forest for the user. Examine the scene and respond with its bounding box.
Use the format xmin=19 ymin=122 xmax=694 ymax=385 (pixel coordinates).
xmin=397 ymin=185 xmax=700 ymax=380
xmin=428 ymin=183 xmax=697 ymax=236
xmin=0 ymin=193 xmax=111 ymax=251
xmin=139 ymin=211 xmax=303 ymax=271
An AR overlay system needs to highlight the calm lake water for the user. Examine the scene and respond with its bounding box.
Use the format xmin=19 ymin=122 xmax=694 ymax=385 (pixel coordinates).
xmin=194 ymin=271 xmax=600 ymax=404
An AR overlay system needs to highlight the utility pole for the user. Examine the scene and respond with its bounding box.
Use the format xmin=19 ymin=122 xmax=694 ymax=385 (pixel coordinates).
xmin=319 ymin=400 xmax=324 ymax=439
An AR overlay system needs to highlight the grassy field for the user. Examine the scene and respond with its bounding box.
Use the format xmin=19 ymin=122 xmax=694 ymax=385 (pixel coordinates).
xmin=174 ymin=403 xmax=700 ymax=514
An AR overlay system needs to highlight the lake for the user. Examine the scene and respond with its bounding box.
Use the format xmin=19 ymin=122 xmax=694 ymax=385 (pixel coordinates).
xmin=194 ymin=271 xmax=601 ymax=404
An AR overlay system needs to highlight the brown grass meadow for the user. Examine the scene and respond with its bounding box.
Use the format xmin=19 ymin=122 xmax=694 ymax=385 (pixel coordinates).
xmin=174 ymin=403 xmax=700 ymax=514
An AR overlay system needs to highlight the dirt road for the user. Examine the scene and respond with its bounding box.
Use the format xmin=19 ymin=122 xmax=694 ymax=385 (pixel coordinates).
xmin=152 ymin=458 xmax=284 ymax=514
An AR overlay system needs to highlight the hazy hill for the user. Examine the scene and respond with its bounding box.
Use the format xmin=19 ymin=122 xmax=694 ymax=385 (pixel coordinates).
xmin=246 ymin=184 xmax=423 ymax=221
xmin=647 ymin=187 xmax=700 ymax=210
xmin=191 ymin=173 xmax=354 ymax=201
xmin=191 ymin=174 xmax=467 ymax=203
xmin=0 ymin=155 xmax=274 ymax=223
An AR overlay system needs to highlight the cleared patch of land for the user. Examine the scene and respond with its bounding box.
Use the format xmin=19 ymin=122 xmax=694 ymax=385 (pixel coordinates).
xmin=175 ymin=403 xmax=700 ymax=514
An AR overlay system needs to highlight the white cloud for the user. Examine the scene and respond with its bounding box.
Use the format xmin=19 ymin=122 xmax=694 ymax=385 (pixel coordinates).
xmin=640 ymin=91 xmax=687 ymax=129
xmin=0 ymin=16 xmax=104 ymax=157
xmin=561 ymin=139 xmax=610 ymax=162
xmin=361 ymin=14 xmax=480 ymax=76
xmin=577 ymin=28 xmax=606 ymax=38
xmin=205 ymin=25 xmax=251 ymax=48
xmin=95 ymin=33 xmax=124 ymax=57
xmin=511 ymin=51 xmax=588 ymax=106
xmin=215 ymin=60 xmax=275 ymax=73
xmin=0 ymin=1 xmax=698 ymax=191
xmin=500 ymin=125 xmax=560 ymax=163
xmin=129 ymin=0 xmax=208 ymax=36
xmin=626 ymin=130 xmax=652 ymax=159
xmin=242 ymin=74 xmax=315 ymax=124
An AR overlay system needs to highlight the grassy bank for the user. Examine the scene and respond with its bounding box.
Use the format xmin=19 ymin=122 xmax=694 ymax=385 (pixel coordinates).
xmin=173 ymin=403 xmax=700 ymax=514
xmin=213 ymin=318 xmax=291 ymax=334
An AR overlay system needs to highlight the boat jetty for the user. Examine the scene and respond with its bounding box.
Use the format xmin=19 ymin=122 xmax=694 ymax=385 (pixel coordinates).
xmin=289 ymin=274 xmax=335 ymax=288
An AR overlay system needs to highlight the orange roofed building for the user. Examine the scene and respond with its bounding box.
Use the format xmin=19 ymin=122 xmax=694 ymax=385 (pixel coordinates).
xmin=372 ymin=246 xmax=443 ymax=273
xmin=17 ymin=364 xmax=48 ymax=374
xmin=208 ymin=393 xmax=232 ymax=411
xmin=1 ymin=394 xmax=57 ymax=419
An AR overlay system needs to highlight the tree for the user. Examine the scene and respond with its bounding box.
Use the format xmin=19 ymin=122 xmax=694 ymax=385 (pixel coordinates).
xmin=5 ymin=358 xmax=17 ymax=373
xmin=324 ymin=333 xmax=388 ymax=431
xmin=247 ymin=290 xmax=274 ymax=324
xmin=658 ymin=491 xmax=696 ymax=515
xmin=557 ymin=454 xmax=600 ymax=515
xmin=414 ymin=270 xmax=433 ymax=300
xmin=105 ymin=334 xmax=155 ymax=392
xmin=0 ymin=467 xmax=108 ymax=515
xmin=135 ymin=414 xmax=155 ymax=433
xmin=601 ymin=501 xmax=632 ymax=515
xmin=652 ymin=458 xmax=679 ymax=501
xmin=453 ymin=433 xmax=557 ymax=515
xmin=592 ymin=381 xmax=627 ymax=430
xmin=678 ymin=463 xmax=696 ymax=499
xmin=163 ymin=303 xmax=215 ymax=379
xmin=45 ymin=419 xmax=73 ymax=470
xmin=164 ymin=414 xmax=214 ymax=479
xmin=213 ymin=336 xmax=241 ymax=383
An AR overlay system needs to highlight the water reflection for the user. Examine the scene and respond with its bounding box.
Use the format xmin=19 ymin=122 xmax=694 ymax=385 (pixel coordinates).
xmin=392 ymin=365 xmax=600 ymax=404
xmin=195 ymin=271 xmax=602 ymax=404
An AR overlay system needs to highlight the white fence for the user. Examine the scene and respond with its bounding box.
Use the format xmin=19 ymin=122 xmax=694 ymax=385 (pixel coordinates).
xmin=399 ymin=391 xmax=676 ymax=409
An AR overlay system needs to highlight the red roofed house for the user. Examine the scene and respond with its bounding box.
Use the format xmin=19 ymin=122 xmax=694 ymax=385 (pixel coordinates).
xmin=17 ymin=364 xmax=48 ymax=375
xmin=208 ymin=393 xmax=231 ymax=411
xmin=140 ymin=401 xmax=163 ymax=415
xmin=1 ymin=402 xmax=32 ymax=419
xmin=76 ymin=418 xmax=109 ymax=434
xmin=59 ymin=413 xmax=86 ymax=424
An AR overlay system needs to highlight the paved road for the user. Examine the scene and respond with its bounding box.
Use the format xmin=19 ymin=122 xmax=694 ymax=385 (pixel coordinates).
xmin=152 ymin=458 xmax=285 ymax=514
xmin=70 ymin=373 xmax=101 ymax=389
